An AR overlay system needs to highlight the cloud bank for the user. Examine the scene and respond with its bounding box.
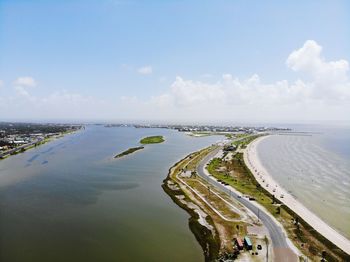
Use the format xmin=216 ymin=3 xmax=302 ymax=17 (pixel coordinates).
xmin=152 ymin=40 xmax=349 ymax=109
xmin=1 ymin=40 xmax=349 ymax=123
xmin=143 ymin=40 xmax=350 ymax=122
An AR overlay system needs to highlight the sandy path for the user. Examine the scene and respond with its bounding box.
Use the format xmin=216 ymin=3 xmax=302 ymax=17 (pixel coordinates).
xmin=244 ymin=135 xmax=350 ymax=255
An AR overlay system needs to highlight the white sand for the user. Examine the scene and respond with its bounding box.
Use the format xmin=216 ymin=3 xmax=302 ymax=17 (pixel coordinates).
xmin=244 ymin=135 xmax=350 ymax=255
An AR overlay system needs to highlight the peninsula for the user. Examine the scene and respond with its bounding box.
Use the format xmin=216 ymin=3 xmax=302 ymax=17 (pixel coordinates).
xmin=163 ymin=133 xmax=350 ymax=261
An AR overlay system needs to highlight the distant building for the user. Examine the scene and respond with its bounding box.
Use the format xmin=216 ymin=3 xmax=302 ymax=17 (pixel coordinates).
xmin=13 ymin=140 xmax=26 ymax=144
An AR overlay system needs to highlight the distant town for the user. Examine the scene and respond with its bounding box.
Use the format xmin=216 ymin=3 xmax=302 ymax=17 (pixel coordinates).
xmin=0 ymin=122 xmax=82 ymax=159
xmin=1 ymin=121 xmax=291 ymax=160
xmin=105 ymin=123 xmax=291 ymax=134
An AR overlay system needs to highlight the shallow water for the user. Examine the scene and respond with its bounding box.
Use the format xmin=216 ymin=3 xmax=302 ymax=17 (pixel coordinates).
xmin=0 ymin=126 xmax=221 ymax=262
xmin=257 ymin=126 xmax=350 ymax=239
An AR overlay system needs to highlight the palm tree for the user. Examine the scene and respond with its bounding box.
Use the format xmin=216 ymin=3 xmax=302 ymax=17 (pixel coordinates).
xmin=191 ymin=171 xmax=197 ymax=178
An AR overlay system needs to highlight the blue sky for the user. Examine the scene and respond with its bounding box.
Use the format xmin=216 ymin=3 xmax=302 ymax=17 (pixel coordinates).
xmin=0 ymin=0 xmax=349 ymax=123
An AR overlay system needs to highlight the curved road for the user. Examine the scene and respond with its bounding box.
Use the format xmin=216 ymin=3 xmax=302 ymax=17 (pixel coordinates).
xmin=196 ymin=147 xmax=298 ymax=260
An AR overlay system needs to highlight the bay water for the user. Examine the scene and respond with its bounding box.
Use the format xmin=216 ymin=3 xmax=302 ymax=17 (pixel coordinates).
xmin=0 ymin=126 xmax=221 ymax=262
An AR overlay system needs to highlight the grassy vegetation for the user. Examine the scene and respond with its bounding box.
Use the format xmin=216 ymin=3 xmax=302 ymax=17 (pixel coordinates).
xmin=140 ymin=135 xmax=165 ymax=144
xmin=207 ymin=139 xmax=350 ymax=261
xmin=207 ymin=154 xmax=282 ymax=216
xmin=114 ymin=146 xmax=144 ymax=158
xmin=163 ymin=146 xmax=253 ymax=261
xmin=186 ymin=178 xmax=240 ymax=220
xmin=231 ymin=135 xmax=261 ymax=148
xmin=162 ymin=151 xmax=220 ymax=261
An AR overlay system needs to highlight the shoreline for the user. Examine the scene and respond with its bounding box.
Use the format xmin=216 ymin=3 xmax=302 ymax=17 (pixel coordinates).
xmin=244 ymin=135 xmax=350 ymax=255
xmin=162 ymin=151 xmax=220 ymax=261
xmin=0 ymin=128 xmax=82 ymax=161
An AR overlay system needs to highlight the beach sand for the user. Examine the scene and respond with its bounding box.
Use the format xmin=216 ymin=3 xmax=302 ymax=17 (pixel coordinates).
xmin=244 ymin=135 xmax=350 ymax=255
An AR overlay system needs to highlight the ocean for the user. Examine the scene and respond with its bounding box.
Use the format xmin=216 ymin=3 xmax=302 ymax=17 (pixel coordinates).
xmin=257 ymin=124 xmax=350 ymax=239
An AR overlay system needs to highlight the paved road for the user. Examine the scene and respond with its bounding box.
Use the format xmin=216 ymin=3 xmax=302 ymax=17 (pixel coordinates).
xmin=0 ymin=138 xmax=43 ymax=158
xmin=196 ymin=147 xmax=291 ymax=249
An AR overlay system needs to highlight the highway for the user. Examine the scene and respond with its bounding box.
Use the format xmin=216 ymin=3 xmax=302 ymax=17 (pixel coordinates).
xmin=196 ymin=146 xmax=298 ymax=259
xmin=0 ymin=138 xmax=43 ymax=159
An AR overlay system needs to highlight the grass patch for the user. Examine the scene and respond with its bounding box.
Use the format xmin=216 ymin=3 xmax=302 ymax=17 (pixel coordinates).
xmin=140 ymin=135 xmax=165 ymax=144
xmin=231 ymin=135 xmax=261 ymax=148
xmin=114 ymin=146 xmax=144 ymax=158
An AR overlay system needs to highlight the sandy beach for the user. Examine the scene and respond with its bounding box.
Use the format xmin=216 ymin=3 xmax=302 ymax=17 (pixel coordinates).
xmin=244 ymin=135 xmax=350 ymax=255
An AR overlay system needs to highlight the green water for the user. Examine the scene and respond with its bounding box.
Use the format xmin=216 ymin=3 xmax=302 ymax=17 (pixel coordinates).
xmin=0 ymin=126 xmax=220 ymax=262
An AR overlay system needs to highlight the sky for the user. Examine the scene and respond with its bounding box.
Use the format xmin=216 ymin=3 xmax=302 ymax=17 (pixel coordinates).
xmin=0 ymin=0 xmax=349 ymax=124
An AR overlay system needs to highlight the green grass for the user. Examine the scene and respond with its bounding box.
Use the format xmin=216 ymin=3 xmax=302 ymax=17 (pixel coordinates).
xmin=231 ymin=135 xmax=261 ymax=148
xmin=140 ymin=135 xmax=165 ymax=144
xmin=114 ymin=146 xmax=144 ymax=158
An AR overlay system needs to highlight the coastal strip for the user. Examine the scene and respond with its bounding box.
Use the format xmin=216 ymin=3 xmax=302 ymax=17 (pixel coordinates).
xmin=163 ymin=145 xmax=274 ymax=261
xmin=0 ymin=127 xmax=82 ymax=160
xmin=162 ymin=150 xmax=220 ymax=261
xmin=244 ymin=136 xmax=350 ymax=256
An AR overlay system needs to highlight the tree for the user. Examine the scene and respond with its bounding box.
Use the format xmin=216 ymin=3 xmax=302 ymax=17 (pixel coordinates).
xmin=276 ymin=206 xmax=280 ymax=214
xmin=295 ymin=216 xmax=299 ymax=225
xmin=191 ymin=171 xmax=197 ymax=178
xmin=295 ymin=216 xmax=300 ymax=233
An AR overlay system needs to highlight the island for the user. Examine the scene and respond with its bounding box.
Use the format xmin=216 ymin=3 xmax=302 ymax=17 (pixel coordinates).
xmin=140 ymin=135 xmax=164 ymax=144
xmin=114 ymin=146 xmax=144 ymax=158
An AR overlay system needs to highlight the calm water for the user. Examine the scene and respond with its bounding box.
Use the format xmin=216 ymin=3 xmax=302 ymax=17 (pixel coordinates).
xmin=257 ymin=125 xmax=350 ymax=239
xmin=0 ymin=126 xmax=221 ymax=262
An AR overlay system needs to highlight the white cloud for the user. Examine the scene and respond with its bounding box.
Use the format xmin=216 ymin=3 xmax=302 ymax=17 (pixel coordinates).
xmin=286 ymin=40 xmax=350 ymax=101
xmin=137 ymin=66 xmax=153 ymax=75
xmin=143 ymin=40 xmax=350 ymax=122
xmin=287 ymin=40 xmax=349 ymax=79
xmin=13 ymin=76 xmax=37 ymax=87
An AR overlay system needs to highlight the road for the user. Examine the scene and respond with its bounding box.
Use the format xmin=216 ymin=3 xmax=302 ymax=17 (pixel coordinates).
xmin=0 ymin=138 xmax=43 ymax=159
xmin=196 ymin=146 xmax=298 ymax=260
